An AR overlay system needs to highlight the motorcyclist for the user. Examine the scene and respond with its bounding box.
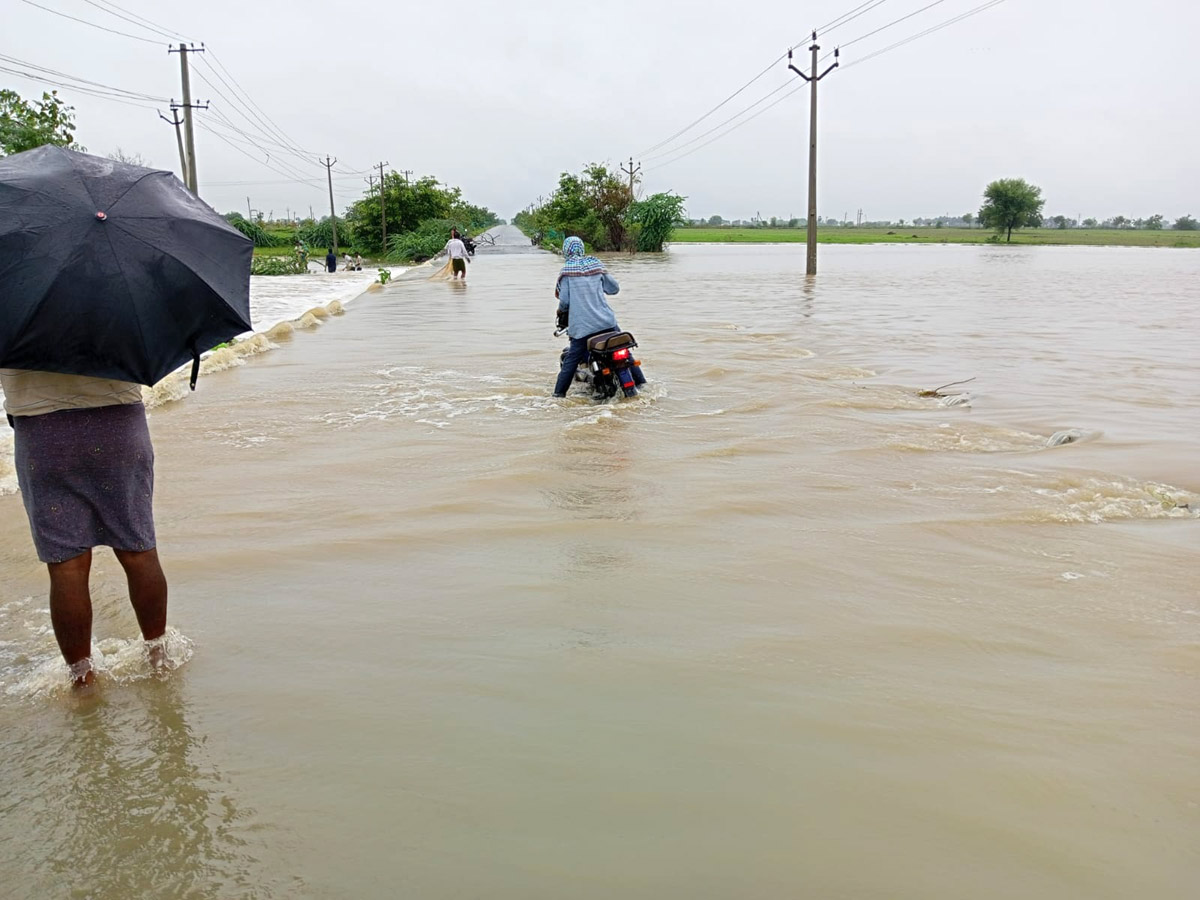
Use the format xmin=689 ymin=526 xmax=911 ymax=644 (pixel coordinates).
xmin=552 ymin=235 xmax=644 ymax=397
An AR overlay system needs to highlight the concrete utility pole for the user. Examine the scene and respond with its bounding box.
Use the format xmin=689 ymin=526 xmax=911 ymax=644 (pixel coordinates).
xmin=157 ymin=108 xmax=187 ymax=183
xmin=168 ymin=43 xmax=206 ymax=194
xmin=246 ymin=196 xmax=252 ymax=218
xmin=376 ymin=161 xmax=390 ymax=252
xmin=399 ymin=169 xmax=413 ymax=186
xmin=788 ymin=32 xmax=838 ymax=275
xmin=620 ymin=156 xmax=642 ymax=200
xmin=321 ymin=156 xmax=339 ymax=252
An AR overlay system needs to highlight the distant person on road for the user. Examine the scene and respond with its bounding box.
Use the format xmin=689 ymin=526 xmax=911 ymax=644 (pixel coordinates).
xmin=445 ymin=229 xmax=469 ymax=281
xmin=325 ymin=248 xmax=337 ymax=273
xmin=1 ymin=369 xmax=169 ymax=687
xmin=552 ymin=235 xmax=644 ymax=397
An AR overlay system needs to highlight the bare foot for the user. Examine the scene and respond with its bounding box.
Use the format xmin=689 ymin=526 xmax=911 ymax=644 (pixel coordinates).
xmin=68 ymin=658 xmax=95 ymax=689
xmin=146 ymin=636 xmax=168 ymax=671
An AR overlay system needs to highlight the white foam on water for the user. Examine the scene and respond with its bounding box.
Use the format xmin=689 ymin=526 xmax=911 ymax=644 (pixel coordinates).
xmin=801 ymin=365 xmax=878 ymax=381
xmin=1 ymin=611 xmax=194 ymax=701
xmin=248 ymin=268 xmax=385 ymax=332
xmin=886 ymin=422 xmax=1051 ymax=453
xmin=1025 ymin=477 xmax=1199 ymax=524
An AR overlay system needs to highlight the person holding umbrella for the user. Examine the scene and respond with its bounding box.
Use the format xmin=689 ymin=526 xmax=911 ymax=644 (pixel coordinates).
xmin=0 ymin=146 xmax=253 ymax=687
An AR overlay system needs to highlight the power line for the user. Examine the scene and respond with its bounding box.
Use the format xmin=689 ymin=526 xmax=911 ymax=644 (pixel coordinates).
xmin=645 ymin=0 xmax=1008 ymax=173
xmin=837 ymin=0 xmax=953 ymax=51
xmin=196 ymin=122 xmax=325 ymax=191
xmin=645 ymin=81 xmax=805 ymax=172
xmin=205 ymin=51 xmax=340 ymax=168
xmin=206 ymin=176 xmax=364 ymax=186
xmin=632 ymin=0 xmax=896 ymax=160
xmin=85 ymin=0 xmax=192 ymax=40
xmin=78 ymin=0 xmax=185 ymax=41
xmin=17 ymin=0 xmax=166 ymax=44
xmin=190 ymin=66 xmax=320 ymax=170
xmin=18 ymin=0 xmax=336 ymax=173
xmin=633 ymin=53 xmax=790 ymax=158
xmin=0 ymin=64 xmax=162 ymax=109
xmin=819 ymin=0 xmax=893 ymax=35
xmin=200 ymin=112 xmax=327 ymax=186
xmin=643 ymin=80 xmax=793 ymax=163
xmin=0 ymin=52 xmax=168 ymax=101
xmin=842 ymin=0 xmax=1007 ymax=68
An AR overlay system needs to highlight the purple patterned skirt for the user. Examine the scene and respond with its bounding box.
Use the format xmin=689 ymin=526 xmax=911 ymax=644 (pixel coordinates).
xmin=12 ymin=402 xmax=156 ymax=564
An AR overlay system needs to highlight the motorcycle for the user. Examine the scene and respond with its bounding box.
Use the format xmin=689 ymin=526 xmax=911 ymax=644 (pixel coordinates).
xmin=555 ymin=309 xmax=645 ymax=399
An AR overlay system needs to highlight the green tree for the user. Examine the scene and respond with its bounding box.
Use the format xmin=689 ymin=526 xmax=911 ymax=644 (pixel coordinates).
xmin=1111 ymin=215 xmax=1129 ymax=229
xmin=707 ymin=214 xmax=724 ymax=226
xmin=1145 ymin=214 xmax=1164 ymax=230
xmin=345 ymin=174 xmax=466 ymax=255
xmin=530 ymin=164 xmax=632 ymax=251
xmin=449 ymin=199 xmax=499 ymax=232
xmin=1082 ymin=217 xmax=1098 ymax=228
xmin=978 ymin=178 xmax=1045 ymax=242
xmin=0 ymin=89 xmax=80 ymax=156
xmin=1172 ymin=215 xmax=1197 ymax=231
xmin=962 ymin=212 xmax=974 ymax=228
xmin=1050 ymin=214 xmax=1069 ymax=229
xmin=627 ymin=192 xmax=687 ymax=252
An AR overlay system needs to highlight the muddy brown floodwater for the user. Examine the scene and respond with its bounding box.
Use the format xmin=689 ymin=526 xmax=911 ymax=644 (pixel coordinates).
xmin=1 ymin=239 xmax=1196 ymax=899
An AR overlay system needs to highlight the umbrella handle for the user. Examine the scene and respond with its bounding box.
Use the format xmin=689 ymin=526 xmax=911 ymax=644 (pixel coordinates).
xmin=189 ymin=347 xmax=200 ymax=391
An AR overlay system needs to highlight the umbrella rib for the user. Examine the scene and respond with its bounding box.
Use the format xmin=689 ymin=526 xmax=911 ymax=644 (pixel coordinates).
xmin=68 ymin=159 xmax=156 ymax=380
xmin=96 ymin=211 xmax=152 ymax=383
xmin=106 ymin=169 xmax=175 ymax=211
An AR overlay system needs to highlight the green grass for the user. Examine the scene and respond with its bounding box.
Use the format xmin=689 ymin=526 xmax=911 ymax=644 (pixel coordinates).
xmin=670 ymin=226 xmax=1200 ymax=248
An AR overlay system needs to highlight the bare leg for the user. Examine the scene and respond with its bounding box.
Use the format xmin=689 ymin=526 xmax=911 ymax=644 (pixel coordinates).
xmin=48 ymin=550 xmax=94 ymax=687
xmin=114 ymin=548 xmax=168 ymax=667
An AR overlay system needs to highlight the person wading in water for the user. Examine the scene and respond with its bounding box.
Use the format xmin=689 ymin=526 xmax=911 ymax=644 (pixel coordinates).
xmin=445 ymin=228 xmax=470 ymax=281
xmin=1 ymin=370 xmax=168 ymax=687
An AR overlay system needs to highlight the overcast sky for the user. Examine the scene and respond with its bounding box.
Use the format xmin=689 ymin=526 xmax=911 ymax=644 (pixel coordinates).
xmin=7 ymin=0 xmax=1198 ymax=223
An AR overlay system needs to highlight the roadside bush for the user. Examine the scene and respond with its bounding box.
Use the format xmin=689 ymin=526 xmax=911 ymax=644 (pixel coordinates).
xmin=224 ymin=212 xmax=284 ymax=247
xmin=297 ymin=217 xmax=346 ymax=252
xmin=250 ymin=253 xmax=306 ymax=275
xmin=386 ymin=218 xmax=461 ymax=263
xmin=628 ymin=192 xmax=687 ymax=251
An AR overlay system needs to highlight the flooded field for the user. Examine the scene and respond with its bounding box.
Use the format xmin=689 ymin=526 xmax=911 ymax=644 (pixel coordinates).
xmin=1 ymin=240 xmax=1196 ymax=898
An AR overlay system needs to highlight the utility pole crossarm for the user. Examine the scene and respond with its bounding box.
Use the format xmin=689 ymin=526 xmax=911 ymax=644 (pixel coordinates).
xmin=620 ymin=156 xmax=642 ymax=201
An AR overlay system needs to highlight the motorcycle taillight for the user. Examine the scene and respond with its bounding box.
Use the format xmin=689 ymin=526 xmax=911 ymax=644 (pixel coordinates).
xmin=612 ymin=348 xmax=630 ymax=361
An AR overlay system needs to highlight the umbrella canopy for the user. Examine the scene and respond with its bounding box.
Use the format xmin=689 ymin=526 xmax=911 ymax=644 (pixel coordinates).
xmin=0 ymin=145 xmax=252 ymax=388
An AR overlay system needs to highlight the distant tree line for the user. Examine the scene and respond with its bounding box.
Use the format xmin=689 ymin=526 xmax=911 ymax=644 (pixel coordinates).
xmin=688 ymin=210 xmax=1199 ymax=233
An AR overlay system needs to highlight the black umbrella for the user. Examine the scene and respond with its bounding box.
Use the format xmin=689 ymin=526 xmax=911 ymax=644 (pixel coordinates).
xmin=0 ymin=145 xmax=252 ymax=389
